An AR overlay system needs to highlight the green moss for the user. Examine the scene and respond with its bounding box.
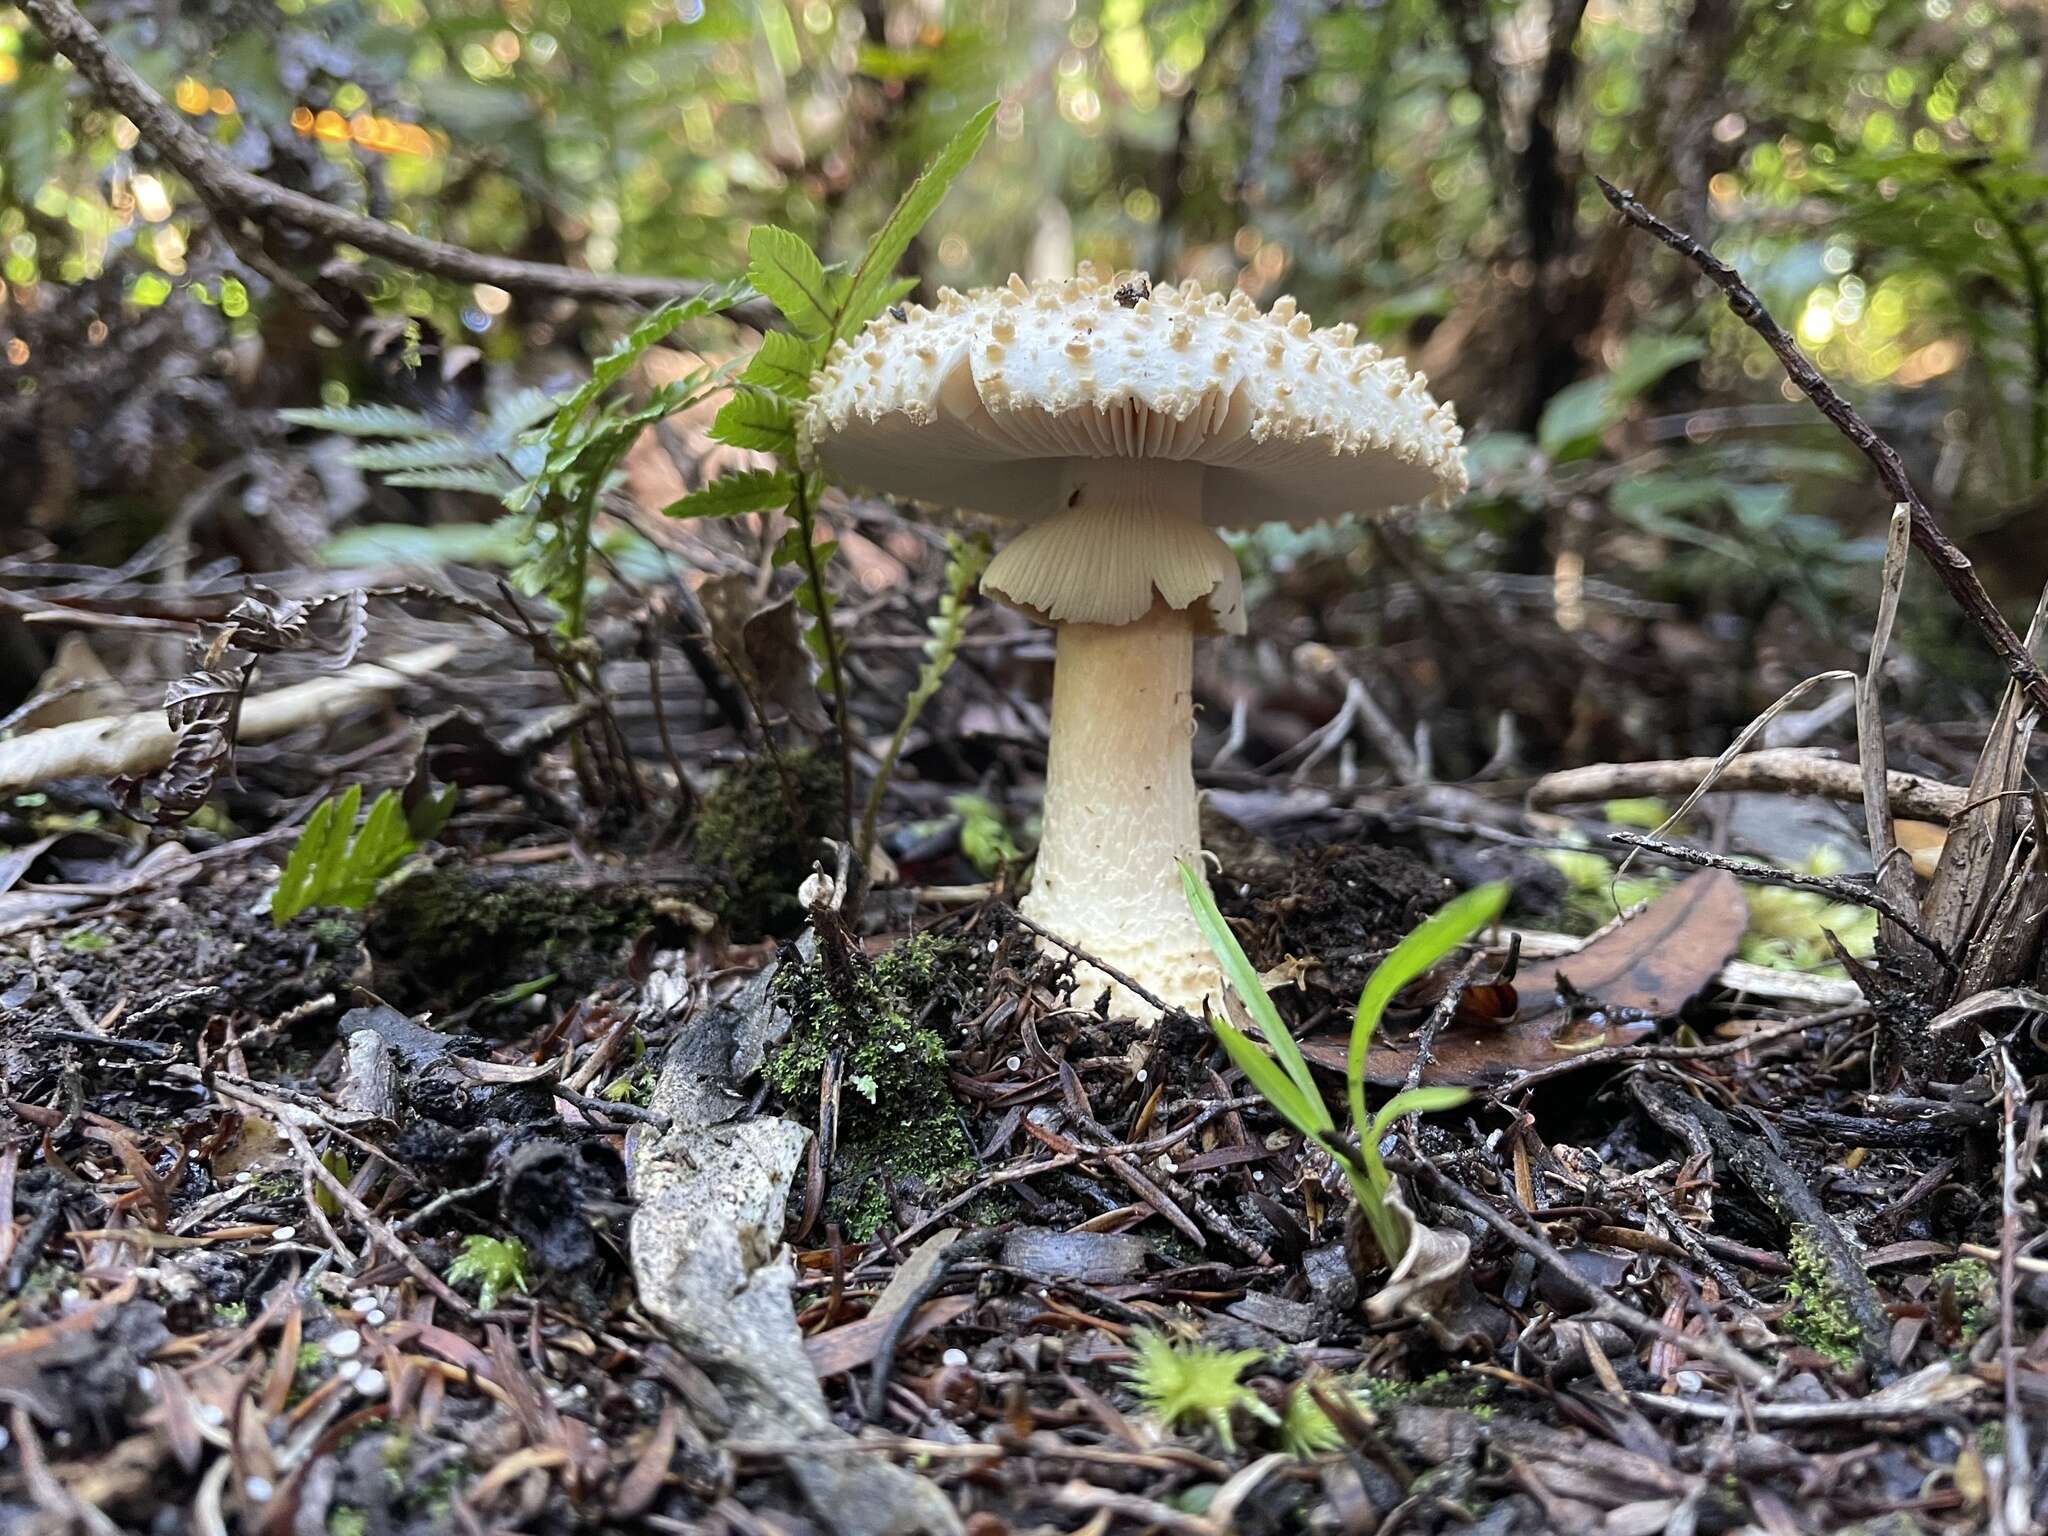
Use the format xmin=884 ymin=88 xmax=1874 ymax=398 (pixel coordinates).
xmin=694 ymin=748 xmax=844 ymax=942
xmin=308 ymin=915 xmax=360 ymax=955
xmin=1355 ymin=1370 xmax=1453 ymax=1408
xmin=766 ymin=931 xmax=971 ymax=1238
xmin=1935 ymin=1257 xmax=1993 ymax=1338
xmin=328 ymin=1509 xmax=368 ymax=1536
xmin=364 ymin=865 xmax=652 ymax=1009
xmin=1784 ymin=1228 xmax=1863 ymax=1369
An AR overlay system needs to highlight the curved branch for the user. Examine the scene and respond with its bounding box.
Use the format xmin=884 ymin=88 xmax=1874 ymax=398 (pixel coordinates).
xmin=20 ymin=0 xmax=774 ymax=326
xmin=1599 ymin=175 xmax=2048 ymax=721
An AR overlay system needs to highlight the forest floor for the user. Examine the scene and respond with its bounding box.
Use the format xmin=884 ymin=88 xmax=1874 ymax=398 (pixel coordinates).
xmin=1 ymin=500 xmax=2043 ymax=1536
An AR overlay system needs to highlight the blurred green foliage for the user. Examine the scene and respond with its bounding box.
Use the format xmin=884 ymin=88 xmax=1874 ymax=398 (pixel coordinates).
xmin=2 ymin=0 xmax=2034 ymax=375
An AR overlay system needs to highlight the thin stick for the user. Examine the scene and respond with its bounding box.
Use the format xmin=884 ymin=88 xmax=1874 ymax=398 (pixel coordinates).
xmin=1995 ymin=1048 xmax=2034 ymax=1535
xmin=1005 ymin=908 xmax=1200 ymax=1026
xmin=270 ymin=1113 xmax=476 ymax=1318
xmin=1612 ymin=830 xmax=1953 ymax=969
xmin=1528 ymin=748 xmax=1967 ymax=824
xmin=1596 ymin=176 xmax=2048 ymax=719
xmin=19 ymin=0 xmax=773 ymax=327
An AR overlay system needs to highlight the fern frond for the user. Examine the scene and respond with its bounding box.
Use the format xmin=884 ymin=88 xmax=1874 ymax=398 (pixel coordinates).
xmin=277 ymin=403 xmax=444 ymax=438
xmin=344 ymin=436 xmax=493 ymax=473
xmin=661 ymin=468 xmax=796 ymax=520
xmin=270 ymin=786 xmax=424 ymax=924
xmin=487 ymin=387 xmax=564 ymax=442
xmin=380 ymin=466 xmax=522 ymax=495
xmin=709 ymin=388 xmax=796 ymax=454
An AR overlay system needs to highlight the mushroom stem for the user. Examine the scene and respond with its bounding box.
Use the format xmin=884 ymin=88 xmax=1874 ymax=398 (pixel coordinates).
xmin=1023 ymin=600 xmax=1223 ymax=1019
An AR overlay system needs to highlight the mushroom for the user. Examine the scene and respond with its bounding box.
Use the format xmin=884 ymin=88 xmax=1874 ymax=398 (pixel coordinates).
xmin=800 ymin=264 xmax=1467 ymax=1018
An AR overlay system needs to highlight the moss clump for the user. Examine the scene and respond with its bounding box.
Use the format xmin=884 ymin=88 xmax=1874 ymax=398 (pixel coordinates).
xmin=364 ymin=865 xmax=652 ymax=1010
xmin=1784 ymin=1228 xmax=1863 ymax=1369
xmin=766 ymin=931 xmax=971 ymax=1238
xmin=694 ymin=748 xmax=844 ymax=942
xmin=1934 ymin=1257 xmax=1993 ymax=1339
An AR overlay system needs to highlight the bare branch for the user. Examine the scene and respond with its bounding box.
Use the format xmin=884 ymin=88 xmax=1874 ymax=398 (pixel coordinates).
xmin=1529 ymin=747 xmax=1968 ymax=824
xmin=1596 ymin=175 xmax=2048 ymax=719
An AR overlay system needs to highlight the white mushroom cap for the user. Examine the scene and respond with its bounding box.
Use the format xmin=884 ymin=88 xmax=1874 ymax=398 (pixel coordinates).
xmin=798 ymin=263 xmax=1468 ymax=531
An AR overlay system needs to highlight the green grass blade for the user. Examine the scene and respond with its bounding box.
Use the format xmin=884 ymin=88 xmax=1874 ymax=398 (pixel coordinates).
xmin=1211 ymin=1019 xmax=1320 ymax=1138
xmin=1368 ymin=1085 xmax=1472 ymax=1145
xmin=1346 ymin=881 xmax=1508 ymax=1145
xmin=1179 ymin=860 xmax=1328 ymax=1127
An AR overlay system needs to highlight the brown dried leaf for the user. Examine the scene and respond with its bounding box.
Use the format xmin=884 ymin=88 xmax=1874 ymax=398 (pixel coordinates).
xmin=324 ymin=589 xmax=370 ymax=670
xmin=163 ymin=667 xmax=249 ymax=732
xmin=221 ymin=593 xmax=310 ymax=655
xmin=699 ymin=573 xmax=830 ymax=734
xmin=1925 ymin=592 xmax=2046 ymax=954
xmin=1313 ymin=870 xmax=1748 ymax=1086
xmin=112 ymin=722 xmax=233 ymax=827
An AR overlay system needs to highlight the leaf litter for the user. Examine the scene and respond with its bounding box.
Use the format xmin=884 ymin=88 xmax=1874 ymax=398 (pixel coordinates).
xmin=4 ymin=546 xmax=2042 ymax=1536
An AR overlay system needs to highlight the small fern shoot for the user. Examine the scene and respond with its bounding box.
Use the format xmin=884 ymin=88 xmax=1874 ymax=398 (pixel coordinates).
xmin=664 ymin=102 xmax=997 ymax=837
xmin=855 ymin=532 xmax=990 ymax=872
xmin=270 ymin=783 xmax=452 ymax=925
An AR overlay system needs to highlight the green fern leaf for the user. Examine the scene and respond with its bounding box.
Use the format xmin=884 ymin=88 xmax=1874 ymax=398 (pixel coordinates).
xmin=835 ymin=102 xmax=997 ymax=339
xmin=746 ymin=226 xmax=834 ymax=340
xmin=277 ymin=403 xmax=444 ymax=438
xmin=379 ymin=466 xmax=522 ymax=495
xmin=487 ymin=387 xmax=564 ymax=441
xmin=343 ymin=436 xmax=489 ymax=473
xmin=270 ymin=786 xmax=423 ymax=925
xmin=740 ymin=330 xmax=819 ymax=399
xmin=545 ymin=278 xmax=752 ymax=457
xmin=709 ymin=388 xmax=796 ymax=454
xmin=661 ymin=468 xmax=796 ymax=520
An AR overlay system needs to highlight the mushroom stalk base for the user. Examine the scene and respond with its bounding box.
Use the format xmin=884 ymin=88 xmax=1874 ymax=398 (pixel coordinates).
xmin=1022 ymin=602 xmax=1223 ymax=1020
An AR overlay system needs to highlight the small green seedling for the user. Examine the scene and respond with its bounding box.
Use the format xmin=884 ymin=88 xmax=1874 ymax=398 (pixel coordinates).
xmin=271 ymin=783 xmax=454 ymax=925
xmin=1181 ymin=864 xmax=1507 ymax=1266
xmin=446 ymin=1234 xmax=529 ymax=1313
xmin=1122 ymin=1328 xmax=1274 ymax=1452
xmin=1277 ymin=1380 xmax=1347 ymax=1457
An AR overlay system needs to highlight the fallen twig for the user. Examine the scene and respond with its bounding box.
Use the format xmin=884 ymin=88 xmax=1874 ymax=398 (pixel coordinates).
xmin=1631 ymin=1075 xmax=1893 ymax=1379
xmin=1498 ymin=1005 xmax=1866 ymax=1094
xmin=1995 ymin=1047 xmax=2035 ymax=1535
xmin=1597 ymin=176 xmax=2048 ymax=719
xmin=1006 ymin=906 xmax=1205 ymax=1027
xmin=862 ymin=1229 xmax=1000 ymax=1423
xmin=1528 ymin=748 xmax=1967 ymax=824
xmin=0 ymin=642 xmax=457 ymax=794
xmin=1612 ymin=830 xmax=1954 ymax=971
